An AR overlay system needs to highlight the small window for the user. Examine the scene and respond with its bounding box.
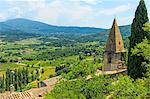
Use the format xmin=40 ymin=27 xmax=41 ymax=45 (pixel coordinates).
xmin=119 ymin=41 xmax=121 ymax=45
xmin=108 ymin=58 xmax=111 ymax=63
xmin=108 ymin=53 xmax=111 ymax=63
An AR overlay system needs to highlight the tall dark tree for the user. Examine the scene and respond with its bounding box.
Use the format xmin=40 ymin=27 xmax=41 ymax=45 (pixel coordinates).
xmin=0 ymin=75 xmax=5 ymax=93
xmin=14 ymin=69 xmax=18 ymax=91
xmin=22 ymin=68 xmax=26 ymax=85
xmin=5 ymin=69 xmax=11 ymax=91
xmin=31 ymin=71 xmax=35 ymax=81
xmin=25 ymin=68 xmax=29 ymax=84
xmin=18 ymin=70 xmax=22 ymax=92
xmin=2 ymin=75 xmax=5 ymax=92
xmin=128 ymin=0 xmax=149 ymax=79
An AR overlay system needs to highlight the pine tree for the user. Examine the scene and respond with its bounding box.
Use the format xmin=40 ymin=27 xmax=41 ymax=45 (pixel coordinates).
xmin=128 ymin=0 xmax=149 ymax=79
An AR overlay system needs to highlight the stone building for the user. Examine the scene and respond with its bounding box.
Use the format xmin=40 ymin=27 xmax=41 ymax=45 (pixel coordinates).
xmin=103 ymin=18 xmax=126 ymax=71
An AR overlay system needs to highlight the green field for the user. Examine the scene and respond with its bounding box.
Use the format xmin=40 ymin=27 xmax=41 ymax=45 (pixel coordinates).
xmin=0 ymin=37 xmax=103 ymax=92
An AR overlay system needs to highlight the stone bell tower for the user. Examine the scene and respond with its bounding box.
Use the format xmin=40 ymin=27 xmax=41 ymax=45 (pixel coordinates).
xmin=103 ymin=18 xmax=125 ymax=71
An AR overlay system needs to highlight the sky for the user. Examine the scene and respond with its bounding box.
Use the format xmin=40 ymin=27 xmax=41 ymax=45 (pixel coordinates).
xmin=0 ymin=0 xmax=150 ymax=28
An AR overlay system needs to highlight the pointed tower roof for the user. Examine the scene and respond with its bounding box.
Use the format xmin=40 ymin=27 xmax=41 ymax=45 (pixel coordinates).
xmin=105 ymin=18 xmax=125 ymax=53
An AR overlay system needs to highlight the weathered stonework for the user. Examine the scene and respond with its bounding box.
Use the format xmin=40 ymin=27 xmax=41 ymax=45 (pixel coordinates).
xmin=103 ymin=18 xmax=126 ymax=71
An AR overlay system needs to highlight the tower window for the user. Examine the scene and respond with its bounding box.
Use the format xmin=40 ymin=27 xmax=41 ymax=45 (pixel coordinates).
xmin=108 ymin=57 xmax=111 ymax=63
xmin=119 ymin=41 xmax=121 ymax=45
xmin=108 ymin=53 xmax=111 ymax=63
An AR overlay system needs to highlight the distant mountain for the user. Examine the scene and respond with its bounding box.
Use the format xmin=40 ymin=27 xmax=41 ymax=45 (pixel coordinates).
xmin=0 ymin=22 xmax=14 ymax=31
xmin=0 ymin=18 xmax=131 ymax=42
xmin=78 ymin=25 xmax=131 ymax=42
xmin=2 ymin=18 xmax=106 ymax=35
xmin=119 ymin=25 xmax=131 ymax=37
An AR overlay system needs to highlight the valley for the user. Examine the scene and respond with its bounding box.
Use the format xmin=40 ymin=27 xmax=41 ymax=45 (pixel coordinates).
xmin=0 ymin=18 xmax=131 ymax=98
xmin=0 ymin=0 xmax=150 ymax=98
xmin=0 ymin=34 xmax=104 ymax=92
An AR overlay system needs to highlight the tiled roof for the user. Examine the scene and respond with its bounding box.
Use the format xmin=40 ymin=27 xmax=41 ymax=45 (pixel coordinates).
xmin=0 ymin=92 xmax=35 ymax=99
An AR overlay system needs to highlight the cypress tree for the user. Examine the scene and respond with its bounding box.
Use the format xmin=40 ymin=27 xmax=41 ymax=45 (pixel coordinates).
xmin=10 ymin=71 xmax=14 ymax=85
xmin=2 ymin=75 xmax=5 ymax=92
xmin=5 ymin=69 xmax=11 ymax=91
xmin=31 ymin=71 xmax=34 ymax=81
xmin=25 ymin=68 xmax=29 ymax=84
xmin=0 ymin=75 xmax=5 ymax=93
xmin=0 ymin=77 xmax=3 ymax=93
xmin=14 ymin=69 xmax=18 ymax=91
xmin=18 ymin=70 xmax=22 ymax=91
xmin=22 ymin=68 xmax=26 ymax=85
xmin=5 ymin=69 xmax=8 ymax=91
xmin=128 ymin=0 xmax=149 ymax=79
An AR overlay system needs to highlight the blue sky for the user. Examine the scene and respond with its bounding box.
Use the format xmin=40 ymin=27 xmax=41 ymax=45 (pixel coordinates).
xmin=0 ymin=0 xmax=150 ymax=28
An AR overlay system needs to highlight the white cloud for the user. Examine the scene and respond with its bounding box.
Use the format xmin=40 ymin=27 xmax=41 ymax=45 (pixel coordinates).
xmin=30 ymin=0 xmax=96 ymax=26
xmin=1 ymin=0 xmax=150 ymax=28
xmin=26 ymin=0 xmax=131 ymax=27
xmin=8 ymin=7 xmax=23 ymax=17
xmin=4 ymin=0 xmax=45 ymax=1
xmin=99 ymin=4 xmax=131 ymax=15
xmin=0 ymin=13 xmax=7 ymax=21
xmin=118 ymin=16 xmax=134 ymax=25
xmin=69 ymin=0 xmax=103 ymax=5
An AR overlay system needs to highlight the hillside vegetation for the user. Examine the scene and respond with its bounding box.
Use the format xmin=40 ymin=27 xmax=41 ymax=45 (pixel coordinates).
xmin=0 ymin=18 xmax=131 ymax=42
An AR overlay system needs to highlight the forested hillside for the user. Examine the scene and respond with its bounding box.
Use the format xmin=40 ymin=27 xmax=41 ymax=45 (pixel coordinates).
xmin=0 ymin=18 xmax=130 ymax=43
xmin=1 ymin=18 xmax=106 ymax=34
